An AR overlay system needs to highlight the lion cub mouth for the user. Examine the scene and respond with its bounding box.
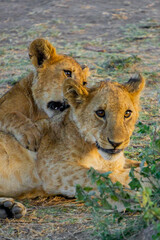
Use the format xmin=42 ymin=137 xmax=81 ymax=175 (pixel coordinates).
xmin=47 ymin=101 xmax=70 ymax=112
xmin=96 ymin=141 xmax=122 ymax=154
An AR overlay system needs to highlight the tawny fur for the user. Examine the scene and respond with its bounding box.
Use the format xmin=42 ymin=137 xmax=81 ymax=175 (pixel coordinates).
xmin=0 ymin=75 xmax=145 ymax=218
xmin=0 ymin=38 xmax=89 ymax=151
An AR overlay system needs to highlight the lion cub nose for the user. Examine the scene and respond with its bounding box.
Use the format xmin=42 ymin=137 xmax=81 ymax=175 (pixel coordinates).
xmin=108 ymin=138 xmax=122 ymax=148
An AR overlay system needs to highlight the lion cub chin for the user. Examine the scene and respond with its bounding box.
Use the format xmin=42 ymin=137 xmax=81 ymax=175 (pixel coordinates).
xmin=97 ymin=149 xmax=124 ymax=162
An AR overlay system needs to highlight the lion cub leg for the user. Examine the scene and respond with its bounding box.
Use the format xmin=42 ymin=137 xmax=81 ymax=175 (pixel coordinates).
xmin=124 ymin=159 xmax=140 ymax=169
xmin=0 ymin=198 xmax=26 ymax=219
xmin=0 ymin=112 xmax=42 ymax=152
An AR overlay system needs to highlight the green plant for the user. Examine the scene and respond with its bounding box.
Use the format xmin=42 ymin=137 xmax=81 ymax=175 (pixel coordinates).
xmin=76 ymin=124 xmax=160 ymax=239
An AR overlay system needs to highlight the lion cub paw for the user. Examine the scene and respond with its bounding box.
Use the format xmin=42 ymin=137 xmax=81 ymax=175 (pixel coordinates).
xmin=16 ymin=124 xmax=42 ymax=152
xmin=0 ymin=198 xmax=26 ymax=219
xmin=124 ymin=159 xmax=141 ymax=169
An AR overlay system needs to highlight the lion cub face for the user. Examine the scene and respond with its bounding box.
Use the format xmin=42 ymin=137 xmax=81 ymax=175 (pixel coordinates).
xmin=64 ymin=75 xmax=145 ymax=160
xmin=29 ymin=39 xmax=89 ymax=117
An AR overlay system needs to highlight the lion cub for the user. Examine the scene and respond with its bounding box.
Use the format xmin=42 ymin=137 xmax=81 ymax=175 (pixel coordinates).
xmin=0 ymin=74 xmax=145 ymax=219
xmin=0 ymin=38 xmax=89 ymax=151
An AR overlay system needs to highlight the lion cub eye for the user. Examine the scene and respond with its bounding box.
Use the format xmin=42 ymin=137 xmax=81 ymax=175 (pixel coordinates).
xmin=124 ymin=110 xmax=132 ymax=118
xmin=83 ymin=81 xmax=87 ymax=86
xmin=95 ymin=110 xmax=105 ymax=118
xmin=64 ymin=70 xmax=72 ymax=77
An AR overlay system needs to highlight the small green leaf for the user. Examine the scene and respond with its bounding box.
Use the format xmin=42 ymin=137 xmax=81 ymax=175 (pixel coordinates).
xmin=111 ymin=194 xmax=119 ymax=201
xmin=101 ymin=171 xmax=112 ymax=178
xmin=129 ymin=178 xmax=142 ymax=190
xmin=83 ymin=186 xmax=93 ymax=192
xmin=129 ymin=167 xmax=135 ymax=179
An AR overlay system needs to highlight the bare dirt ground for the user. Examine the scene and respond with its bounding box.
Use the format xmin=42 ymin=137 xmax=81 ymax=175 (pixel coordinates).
xmin=0 ymin=0 xmax=160 ymax=239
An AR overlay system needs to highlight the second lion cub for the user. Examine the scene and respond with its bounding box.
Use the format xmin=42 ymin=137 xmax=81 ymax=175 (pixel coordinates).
xmin=0 ymin=74 xmax=145 ymax=219
xmin=0 ymin=38 xmax=89 ymax=151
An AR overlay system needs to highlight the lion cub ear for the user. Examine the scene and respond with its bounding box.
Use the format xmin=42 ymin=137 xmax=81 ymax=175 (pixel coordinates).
xmin=81 ymin=65 xmax=90 ymax=77
xmin=124 ymin=73 xmax=145 ymax=97
xmin=63 ymin=79 xmax=88 ymax=108
xmin=81 ymin=65 xmax=90 ymax=86
xmin=29 ymin=38 xmax=57 ymax=68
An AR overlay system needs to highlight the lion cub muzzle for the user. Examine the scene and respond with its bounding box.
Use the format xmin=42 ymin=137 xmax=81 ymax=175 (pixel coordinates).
xmin=96 ymin=141 xmax=123 ymax=154
xmin=47 ymin=101 xmax=70 ymax=112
